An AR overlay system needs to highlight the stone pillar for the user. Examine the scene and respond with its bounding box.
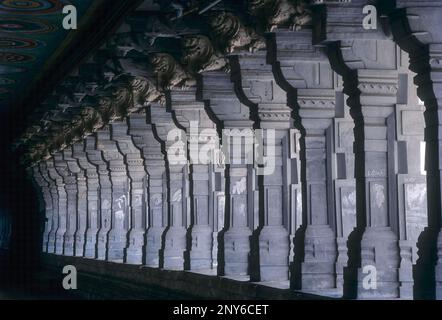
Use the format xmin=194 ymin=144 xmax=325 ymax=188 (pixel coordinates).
xmin=316 ymin=1 xmax=403 ymax=298
xmin=129 ymin=111 xmax=167 ymax=267
xmin=54 ymin=152 xmax=77 ymax=256
xmin=202 ymin=71 xmax=255 ymax=277
xmin=73 ymin=141 xmax=100 ymax=259
xmin=231 ymin=52 xmax=292 ymax=282
xmin=287 ymin=128 xmax=303 ymax=272
xmin=111 ymin=121 xmax=147 ymax=265
xmin=169 ymin=88 xmax=218 ymax=271
xmin=97 ymin=127 xmax=129 ymax=262
xmin=63 ymin=147 xmax=88 ymax=257
xmin=32 ymin=164 xmax=53 ymax=252
xmin=383 ymin=49 xmax=428 ymax=299
xmin=332 ymin=91 xmax=356 ymax=291
xmin=353 ymin=68 xmax=400 ymax=299
xmin=43 ymin=160 xmax=59 ymax=254
xmin=85 ymin=134 xmax=112 ymax=260
xmin=272 ymin=29 xmax=338 ymax=290
xmin=47 ymin=157 xmax=67 ymax=255
xmin=387 ymin=0 xmax=442 ymax=300
xmin=149 ymin=104 xmax=188 ymax=270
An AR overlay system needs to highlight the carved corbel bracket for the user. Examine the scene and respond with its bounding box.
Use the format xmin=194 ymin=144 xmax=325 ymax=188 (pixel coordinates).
xmin=149 ymin=52 xmax=196 ymax=90
xmin=204 ymin=10 xmax=266 ymax=53
xmin=248 ymin=0 xmax=312 ymax=31
xmin=181 ymin=34 xmax=229 ymax=73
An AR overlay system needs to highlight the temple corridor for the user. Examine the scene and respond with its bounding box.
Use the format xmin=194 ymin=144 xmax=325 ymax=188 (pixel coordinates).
xmin=1 ymin=0 xmax=442 ymax=300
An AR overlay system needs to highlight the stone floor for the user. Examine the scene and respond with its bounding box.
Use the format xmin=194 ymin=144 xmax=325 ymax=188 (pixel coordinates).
xmin=32 ymin=254 xmax=331 ymax=300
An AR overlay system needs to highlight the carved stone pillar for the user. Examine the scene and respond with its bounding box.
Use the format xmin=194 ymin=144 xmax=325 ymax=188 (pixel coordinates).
xmin=395 ymin=103 xmax=427 ymax=298
xmin=332 ymin=92 xmax=356 ymax=291
xmin=353 ymin=67 xmax=400 ymax=299
xmin=169 ymin=88 xmax=218 ymax=271
xmin=73 ymin=141 xmax=100 ymax=259
xmin=48 ymin=156 xmax=67 ymax=255
xmin=202 ymin=71 xmax=255 ymax=277
xmin=32 ymin=164 xmax=53 ymax=252
xmin=316 ymin=1 xmax=402 ymax=298
xmin=39 ymin=161 xmax=58 ymax=253
xmin=272 ymin=29 xmax=338 ymax=290
xmin=43 ymin=160 xmax=59 ymax=254
xmin=97 ymin=127 xmax=129 ymax=262
xmin=387 ymin=0 xmax=442 ymax=300
xmin=63 ymin=147 xmax=87 ymax=257
xmin=86 ymin=134 xmax=112 ymax=260
xmin=54 ymin=152 xmax=77 ymax=256
xmin=231 ymin=52 xmax=292 ymax=282
xmin=129 ymin=111 xmax=167 ymax=267
xmin=110 ymin=121 xmax=147 ymax=265
xmin=149 ymin=104 xmax=188 ymax=270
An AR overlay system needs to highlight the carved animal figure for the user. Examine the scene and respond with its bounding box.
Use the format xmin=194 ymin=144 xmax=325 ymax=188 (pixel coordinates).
xmin=207 ymin=11 xmax=266 ymax=53
xmin=181 ymin=35 xmax=228 ymax=73
xmin=150 ymin=53 xmax=196 ymax=90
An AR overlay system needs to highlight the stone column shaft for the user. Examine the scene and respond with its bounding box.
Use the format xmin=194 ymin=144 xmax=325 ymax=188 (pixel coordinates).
xmin=232 ymin=52 xmax=292 ymax=281
xmin=202 ymin=71 xmax=255 ymax=277
xmin=170 ymin=89 xmax=217 ymax=270
xmin=149 ymin=104 xmax=188 ymax=270
xmin=112 ymin=121 xmax=147 ymax=265
xmin=86 ymin=135 xmax=111 ymax=260
xmin=129 ymin=113 xmax=168 ymax=268
xmin=33 ymin=165 xmax=53 ymax=252
xmin=48 ymin=158 xmax=67 ymax=255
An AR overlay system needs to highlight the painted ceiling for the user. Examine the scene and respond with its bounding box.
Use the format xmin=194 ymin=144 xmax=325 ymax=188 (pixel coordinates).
xmin=0 ymin=0 xmax=95 ymax=111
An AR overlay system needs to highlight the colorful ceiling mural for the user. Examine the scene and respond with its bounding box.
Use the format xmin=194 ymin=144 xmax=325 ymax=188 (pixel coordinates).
xmin=0 ymin=0 xmax=94 ymax=111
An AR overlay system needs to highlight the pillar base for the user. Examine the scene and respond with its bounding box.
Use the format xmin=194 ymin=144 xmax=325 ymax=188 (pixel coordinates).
xmin=299 ymin=225 xmax=337 ymax=290
xmin=42 ymin=233 xmax=49 ymax=252
xmin=74 ymin=232 xmax=86 ymax=257
xmin=162 ymin=226 xmax=187 ymax=270
xmin=335 ymin=237 xmax=348 ymax=292
xmin=47 ymin=246 xmax=55 ymax=254
xmin=47 ymin=236 xmax=56 ymax=254
xmin=356 ymin=267 xmax=400 ymax=299
xmin=84 ymin=229 xmax=98 ymax=258
xmin=355 ymin=227 xmax=400 ymax=299
xmin=74 ymin=243 xmax=84 ymax=257
xmin=107 ymin=229 xmax=127 ymax=261
xmin=125 ymin=228 xmax=145 ymax=265
xmin=125 ymin=249 xmax=143 ymax=265
xmin=398 ymin=240 xmax=414 ymax=299
xmin=55 ymin=232 xmax=65 ymax=255
xmin=189 ymin=225 xmax=213 ymax=270
xmin=224 ymin=227 xmax=252 ymax=276
xmin=144 ymin=227 xmax=165 ymax=267
xmin=256 ymin=226 xmax=290 ymax=282
xmin=96 ymin=230 xmax=108 ymax=260
xmin=63 ymin=232 xmax=75 ymax=256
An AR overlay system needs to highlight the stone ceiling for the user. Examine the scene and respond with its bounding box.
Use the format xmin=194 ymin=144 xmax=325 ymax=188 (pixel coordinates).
xmin=0 ymin=0 xmax=95 ymax=111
